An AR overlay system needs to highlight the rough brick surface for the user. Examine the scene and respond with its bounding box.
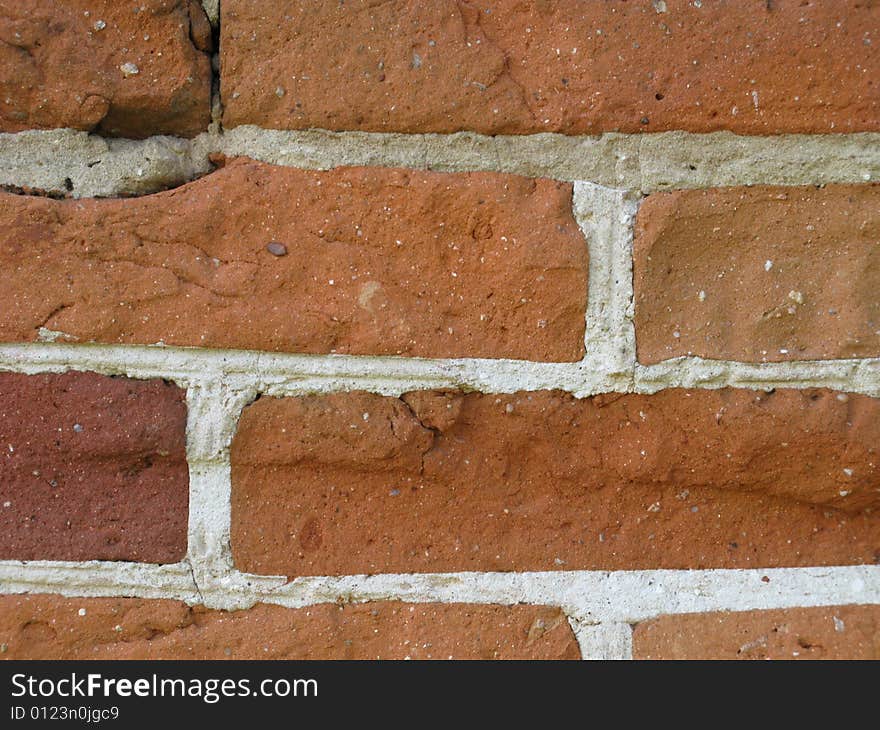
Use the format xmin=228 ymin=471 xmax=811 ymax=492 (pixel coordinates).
xmin=230 ymin=388 xmax=880 ymax=577
xmin=633 ymin=604 xmax=880 ymax=660
xmin=0 ymin=372 xmax=188 ymax=563
xmin=634 ymin=184 xmax=880 ymax=363
xmin=0 ymin=0 xmax=212 ymax=138
xmin=0 ymin=158 xmax=587 ymax=361
xmin=221 ymin=0 xmax=880 ymax=136
xmin=0 ymin=594 xmax=580 ymax=660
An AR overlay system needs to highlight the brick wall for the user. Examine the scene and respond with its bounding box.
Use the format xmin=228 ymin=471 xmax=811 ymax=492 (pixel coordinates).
xmin=0 ymin=0 xmax=878 ymax=660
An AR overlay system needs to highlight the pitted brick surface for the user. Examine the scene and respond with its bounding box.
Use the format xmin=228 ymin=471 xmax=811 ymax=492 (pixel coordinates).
xmin=231 ymin=388 xmax=880 ymax=576
xmin=0 ymin=594 xmax=580 ymax=660
xmin=634 ymin=604 xmax=880 ymax=660
xmin=0 ymin=158 xmax=588 ymax=361
xmin=0 ymin=0 xmax=212 ymax=138
xmin=635 ymin=184 xmax=880 ymax=363
xmin=0 ymin=371 xmax=188 ymax=562
xmin=222 ymin=0 xmax=880 ymax=136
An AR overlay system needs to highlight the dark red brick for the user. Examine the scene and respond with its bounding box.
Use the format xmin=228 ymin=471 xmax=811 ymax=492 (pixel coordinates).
xmin=0 ymin=371 xmax=188 ymax=563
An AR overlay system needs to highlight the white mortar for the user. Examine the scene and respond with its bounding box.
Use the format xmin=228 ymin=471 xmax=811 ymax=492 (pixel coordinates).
xmin=2 ymin=127 xmax=878 ymax=198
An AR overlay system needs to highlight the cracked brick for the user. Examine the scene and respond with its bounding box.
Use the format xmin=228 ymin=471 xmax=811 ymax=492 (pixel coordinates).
xmin=0 ymin=157 xmax=588 ymax=361
xmin=230 ymin=388 xmax=880 ymax=577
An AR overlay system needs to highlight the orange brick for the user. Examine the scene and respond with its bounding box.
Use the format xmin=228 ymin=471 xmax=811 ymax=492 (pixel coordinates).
xmin=634 ymin=184 xmax=880 ymax=363
xmin=0 ymin=0 xmax=211 ymax=137
xmin=230 ymin=389 xmax=880 ymax=576
xmin=0 ymin=158 xmax=587 ymax=361
xmin=222 ymin=0 xmax=880 ymax=135
xmin=633 ymin=605 xmax=880 ymax=660
xmin=0 ymin=594 xmax=580 ymax=660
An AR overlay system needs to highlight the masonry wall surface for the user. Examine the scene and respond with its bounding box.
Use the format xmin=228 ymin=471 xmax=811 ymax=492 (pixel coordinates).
xmin=0 ymin=0 xmax=878 ymax=661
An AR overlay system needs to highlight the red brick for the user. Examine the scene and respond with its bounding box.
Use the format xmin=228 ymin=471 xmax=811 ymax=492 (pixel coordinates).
xmin=634 ymin=184 xmax=880 ymax=363
xmin=0 ymin=372 xmax=188 ymax=563
xmin=230 ymin=388 xmax=880 ymax=577
xmin=0 ymin=0 xmax=212 ymax=138
xmin=221 ymin=0 xmax=879 ymax=136
xmin=633 ymin=604 xmax=880 ymax=660
xmin=0 ymin=158 xmax=587 ymax=361
xmin=0 ymin=594 xmax=580 ymax=660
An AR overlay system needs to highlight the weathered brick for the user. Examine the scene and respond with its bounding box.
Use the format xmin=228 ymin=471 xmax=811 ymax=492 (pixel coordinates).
xmin=633 ymin=604 xmax=880 ymax=660
xmin=221 ymin=0 xmax=879 ymax=136
xmin=230 ymin=388 xmax=880 ymax=577
xmin=0 ymin=594 xmax=580 ymax=660
xmin=0 ymin=158 xmax=587 ymax=361
xmin=0 ymin=372 xmax=188 ymax=562
xmin=0 ymin=0 xmax=212 ymax=138
xmin=634 ymin=184 xmax=880 ymax=363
